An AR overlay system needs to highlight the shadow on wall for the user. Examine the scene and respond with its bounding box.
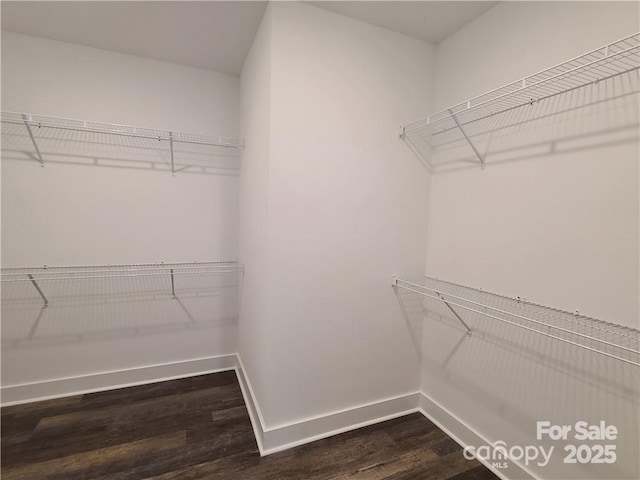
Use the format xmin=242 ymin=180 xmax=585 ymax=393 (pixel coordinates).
xmin=0 ymin=120 xmax=240 ymax=176
xmin=394 ymin=289 xmax=640 ymax=479
xmin=412 ymin=70 xmax=640 ymax=174
xmin=1 ymin=269 xmax=242 ymax=351
xmin=393 ymin=286 xmax=424 ymax=357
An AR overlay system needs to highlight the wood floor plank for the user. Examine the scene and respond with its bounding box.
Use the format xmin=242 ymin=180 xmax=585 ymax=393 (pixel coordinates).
xmin=2 ymin=383 xmax=244 ymax=468
xmin=446 ymin=465 xmax=500 ymax=480
xmin=138 ymin=451 xmax=261 ymax=480
xmin=1 ymin=431 xmax=186 ymax=480
xmin=323 ymin=449 xmax=438 ymax=480
xmin=1 ymin=372 xmax=498 ymax=480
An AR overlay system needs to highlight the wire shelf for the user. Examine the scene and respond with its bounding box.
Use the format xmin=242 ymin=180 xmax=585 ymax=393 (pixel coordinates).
xmin=401 ymin=32 xmax=640 ymax=169
xmin=1 ymin=261 xmax=244 ymax=307
xmin=0 ymin=111 xmax=244 ymax=174
xmin=392 ymin=275 xmax=640 ymax=367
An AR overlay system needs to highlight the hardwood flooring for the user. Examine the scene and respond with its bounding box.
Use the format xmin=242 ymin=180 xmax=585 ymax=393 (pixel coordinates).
xmin=1 ymin=371 xmax=497 ymax=480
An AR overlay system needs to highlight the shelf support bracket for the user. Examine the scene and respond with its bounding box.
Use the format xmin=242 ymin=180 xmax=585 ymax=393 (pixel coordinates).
xmin=27 ymin=274 xmax=49 ymax=307
xmin=448 ymin=109 xmax=485 ymax=169
xmin=393 ymin=275 xmax=471 ymax=336
xmin=437 ymin=292 xmax=472 ymax=336
xmin=169 ymin=132 xmax=175 ymax=175
xmin=21 ymin=114 xmax=44 ymax=166
xmin=170 ymin=268 xmax=176 ymax=297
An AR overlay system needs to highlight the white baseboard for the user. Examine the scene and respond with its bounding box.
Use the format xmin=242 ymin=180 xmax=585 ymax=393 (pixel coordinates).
xmin=1 ymin=354 xmax=536 ymax=480
xmin=233 ymin=357 xmax=265 ymax=453
xmin=234 ymin=354 xmax=420 ymax=456
xmin=419 ymin=392 xmax=535 ymax=480
xmin=261 ymin=392 xmax=420 ymax=455
xmin=1 ymin=354 xmax=237 ymax=406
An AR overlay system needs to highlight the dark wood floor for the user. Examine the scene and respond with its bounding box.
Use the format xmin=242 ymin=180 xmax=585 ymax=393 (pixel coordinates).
xmin=1 ymin=371 xmax=497 ymax=480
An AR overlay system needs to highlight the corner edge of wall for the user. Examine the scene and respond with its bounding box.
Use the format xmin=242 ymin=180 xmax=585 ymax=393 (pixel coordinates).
xmin=419 ymin=392 xmax=537 ymax=480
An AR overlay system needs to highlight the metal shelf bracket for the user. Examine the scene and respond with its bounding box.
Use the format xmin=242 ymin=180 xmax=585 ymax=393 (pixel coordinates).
xmin=169 ymin=132 xmax=175 ymax=175
xmin=393 ymin=274 xmax=472 ymax=336
xmin=437 ymin=291 xmax=472 ymax=335
xmin=27 ymin=274 xmax=48 ymax=306
xmin=448 ymin=109 xmax=485 ymax=169
xmin=21 ymin=114 xmax=44 ymax=167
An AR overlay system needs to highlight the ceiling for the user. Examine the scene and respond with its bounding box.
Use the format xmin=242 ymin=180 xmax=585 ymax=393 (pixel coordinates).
xmin=1 ymin=1 xmax=269 ymax=75
xmin=1 ymin=1 xmax=497 ymax=76
xmin=308 ymin=1 xmax=498 ymax=44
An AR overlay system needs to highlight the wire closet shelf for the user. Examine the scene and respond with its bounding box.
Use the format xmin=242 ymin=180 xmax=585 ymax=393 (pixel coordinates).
xmin=400 ymin=32 xmax=640 ymax=169
xmin=1 ymin=261 xmax=244 ymax=307
xmin=0 ymin=111 xmax=244 ymax=174
xmin=392 ymin=276 xmax=640 ymax=367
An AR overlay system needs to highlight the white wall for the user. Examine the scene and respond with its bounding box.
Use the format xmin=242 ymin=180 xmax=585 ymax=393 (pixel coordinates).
xmin=1 ymin=32 xmax=241 ymax=394
xmin=237 ymin=4 xmax=273 ymax=435
xmin=238 ymin=1 xmax=434 ymax=431
xmin=2 ymin=32 xmax=240 ymax=265
xmin=420 ymin=2 xmax=639 ymax=479
xmin=427 ymin=1 xmax=639 ymax=326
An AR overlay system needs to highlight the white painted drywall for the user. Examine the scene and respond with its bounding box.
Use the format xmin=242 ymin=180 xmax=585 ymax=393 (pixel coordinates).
xmin=1 ymin=32 xmax=241 ymax=392
xmin=419 ymin=2 xmax=639 ymax=479
xmin=238 ymin=1 xmax=434 ymax=429
xmin=237 ymin=4 xmax=273 ymax=431
xmin=427 ymin=1 xmax=639 ymax=327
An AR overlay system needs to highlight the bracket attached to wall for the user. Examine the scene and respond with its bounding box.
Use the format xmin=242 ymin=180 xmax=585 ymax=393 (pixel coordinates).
xmin=27 ymin=274 xmax=49 ymax=307
xmin=169 ymin=132 xmax=175 ymax=175
xmin=447 ymin=109 xmax=485 ymax=169
xmin=392 ymin=275 xmax=472 ymax=336
xmin=21 ymin=114 xmax=45 ymax=167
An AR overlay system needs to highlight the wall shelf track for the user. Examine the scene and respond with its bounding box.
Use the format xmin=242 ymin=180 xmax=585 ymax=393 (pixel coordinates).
xmin=400 ymin=32 xmax=640 ymax=169
xmin=392 ymin=275 xmax=640 ymax=367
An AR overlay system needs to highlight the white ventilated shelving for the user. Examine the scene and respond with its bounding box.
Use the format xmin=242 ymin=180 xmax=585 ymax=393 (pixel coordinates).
xmin=392 ymin=275 xmax=640 ymax=367
xmin=1 ymin=261 xmax=244 ymax=307
xmin=0 ymin=111 xmax=244 ymax=175
xmin=400 ymin=32 xmax=640 ymax=170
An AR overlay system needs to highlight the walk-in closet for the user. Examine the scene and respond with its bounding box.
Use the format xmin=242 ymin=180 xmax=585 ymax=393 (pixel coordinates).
xmin=1 ymin=2 xmax=638 ymax=479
